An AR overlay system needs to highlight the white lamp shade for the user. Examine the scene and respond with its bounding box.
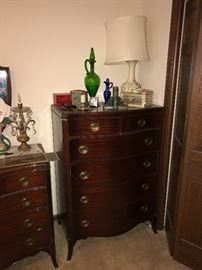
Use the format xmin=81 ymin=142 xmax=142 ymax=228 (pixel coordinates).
xmin=105 ymin=16 xmax=149 ymax=64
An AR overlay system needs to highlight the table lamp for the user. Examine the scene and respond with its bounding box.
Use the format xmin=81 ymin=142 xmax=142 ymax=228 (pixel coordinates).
xmin=105 ymin=16 xmax=149 ymax=94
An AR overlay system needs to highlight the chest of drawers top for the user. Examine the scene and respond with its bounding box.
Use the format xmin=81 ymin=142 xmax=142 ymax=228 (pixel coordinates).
xmin=51 ymin=105 xmax=164 ymax=137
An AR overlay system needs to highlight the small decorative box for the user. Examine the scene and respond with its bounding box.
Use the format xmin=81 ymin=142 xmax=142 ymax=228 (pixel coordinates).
xmin=122 ymin=89 xmax=153 ymax=108
xmin=70 ymin=90 xmax=88 ymax=108
xmin=53 ymin=93 xmax=71 ymax=106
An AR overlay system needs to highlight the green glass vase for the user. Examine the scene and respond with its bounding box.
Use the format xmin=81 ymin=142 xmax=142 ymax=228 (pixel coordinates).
xmin=84 ymin=48 xmax=100 ymax=97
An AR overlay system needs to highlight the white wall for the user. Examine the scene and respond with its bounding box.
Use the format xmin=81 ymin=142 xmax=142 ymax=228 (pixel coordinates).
xmin=0 ymin=0 xmax=172 ymax=214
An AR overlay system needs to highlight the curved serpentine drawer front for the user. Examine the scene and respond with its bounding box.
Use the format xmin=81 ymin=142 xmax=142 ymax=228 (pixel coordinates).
xmin=70 ymin=129 xmax=161 ymax=161
xmin=71 ymin=152 xmax=159 ymax=186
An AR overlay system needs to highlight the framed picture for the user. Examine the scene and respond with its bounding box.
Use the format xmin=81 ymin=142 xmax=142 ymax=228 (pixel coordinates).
xmin=0 ymin=66 xmax=12 ymax=105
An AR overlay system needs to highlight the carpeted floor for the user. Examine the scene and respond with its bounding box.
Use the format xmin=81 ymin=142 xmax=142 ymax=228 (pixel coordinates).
xmin=7 ymin=221 xmax=191 ymax=270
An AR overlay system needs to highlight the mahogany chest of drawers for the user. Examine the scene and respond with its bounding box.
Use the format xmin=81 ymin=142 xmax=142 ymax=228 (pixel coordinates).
xmin=51 ymin=105 xmax=164 ymax=260
xmin=0 ymin=145 xmax=58 ymax=269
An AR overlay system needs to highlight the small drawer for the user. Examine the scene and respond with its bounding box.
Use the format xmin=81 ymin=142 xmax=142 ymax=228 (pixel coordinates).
xmin=0 ymin=189 xmax=47 ymax=219
xmin=68 ymin=115 xmax=121 ymax=136
xmin=0 ymin=208 xmax=50 ymax=245
xmin=0 ymin=229 xmax=51 ymax=269
xmin=122 ymin=111 xmax=164 ymax=132
xmin=0 ymin=169 xmax=48 ymax=195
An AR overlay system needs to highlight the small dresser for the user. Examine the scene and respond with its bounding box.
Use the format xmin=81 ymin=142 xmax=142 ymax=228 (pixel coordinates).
xmin=0 ymin=144 xmax=58 ymax=269
xmin=51 ymin=105 xmax=164 ymax=260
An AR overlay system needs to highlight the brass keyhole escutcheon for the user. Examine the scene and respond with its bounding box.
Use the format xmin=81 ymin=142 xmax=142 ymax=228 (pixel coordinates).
xmin=24 ymin=218 xmax=34 ymax=228
xmin=78 ymin=145 xmax=89 ymax=155
xmin=90 ymin=122 xmax=100 ymax=132
xmin=80 ymin=195 xmax=89 ymax=204
xmin=143 ymin=160 xmax=152 ymax=168
xmin=137 ymin=119 xmax=146 ymax=127
xmin=18 ymin=177 xmax=29 ymax=187
xmin=79 ymin=171 xmax=90 ymax=180
xmin=21 ymin=197 xmax=32 ymax=207
xmin=81 ymin=219 xmax=90 ymax=228
xmin=144 ymin=137 xmax=153 ymax=146
xmin=140 ymin=204 xmax=149 ymax=212
xmin=25 ymin=238 xmax=35 ymax=246
xmin=141 ymin=183 xmax=150 ymax=191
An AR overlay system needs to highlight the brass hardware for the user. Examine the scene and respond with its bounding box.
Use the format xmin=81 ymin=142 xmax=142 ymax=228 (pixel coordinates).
xmin=80 ymin=195 xmax=89 ymax=204
xmin=144 ymin=137 xmax=153 ymax=146
xmin=89 ymin=122 xmax=100 ymax=132
xmin=78 ymin=145 xmax=89 ymax=155
xmin=143 ymin=160 xmax=152 ymax=168
xmin=141 ymin=183 xmax=150 ymax=191
xmin=79 ymin=171 xmax=90 ymax=180
xmin=24 ymin=218 xmax=34 ymax=228
xmin=18 ymin=177 xmax=29 ymax=187
xmin=137 ymin=119 xmax=146 ymax=127
xmin=140 ymin=204 xmax=149 ymax=212
xmin=25 ymin=238 xmax=35 ymax=246
xmin=21 ymin=197 xmax=32 ymax=207
xmin=81 ymin=219 xmax=90 ymax=228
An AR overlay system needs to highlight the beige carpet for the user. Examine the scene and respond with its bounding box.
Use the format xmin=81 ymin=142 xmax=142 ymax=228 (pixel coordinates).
xmin=7 ymin=221 xmax=190 ymax=270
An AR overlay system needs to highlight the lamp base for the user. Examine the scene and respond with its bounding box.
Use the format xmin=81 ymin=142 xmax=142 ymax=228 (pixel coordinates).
xmin=121 ymin=80 xmax=142 ymax=95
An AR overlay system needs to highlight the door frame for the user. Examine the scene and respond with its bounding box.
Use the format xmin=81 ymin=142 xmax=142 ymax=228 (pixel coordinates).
xmin=157 ymin=0 xmax=185 ymax=229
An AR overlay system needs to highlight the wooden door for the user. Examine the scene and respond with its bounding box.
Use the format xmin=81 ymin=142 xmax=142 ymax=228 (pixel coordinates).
xmin=165 ymin=0 xmax=202 ymax=269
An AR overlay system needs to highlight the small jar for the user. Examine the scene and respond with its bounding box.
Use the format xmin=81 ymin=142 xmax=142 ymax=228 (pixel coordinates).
xmin=113 ymin=86 xmax=119 ymax=109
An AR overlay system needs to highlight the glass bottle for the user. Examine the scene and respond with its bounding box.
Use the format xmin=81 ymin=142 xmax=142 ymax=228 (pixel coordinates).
xmin=103 ymin=78 xmax=113 ymax=105
xmin=84 ymin=48 xmax=100 ymax=97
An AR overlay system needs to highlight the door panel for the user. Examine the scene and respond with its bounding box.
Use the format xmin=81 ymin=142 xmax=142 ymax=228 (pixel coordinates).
xmin=165 ymin=0 xmax=202 ymax=269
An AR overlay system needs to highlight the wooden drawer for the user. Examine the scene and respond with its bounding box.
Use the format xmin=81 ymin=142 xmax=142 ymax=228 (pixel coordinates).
xmin=0 ymin=208 xmax=49 ymax=245
xmin=68 ymin=115 xmax=121 ymax=137
xmin=122 ymin=111 xmax=163 ymax=132
xmin=74 ymin=199 xmax=155 ymax=237
xmin=0 ymin=170 xmax=48 ymax=196
xmin=0 ymin=189 xmax=47 ymax=219
xmin=72 ymin=177 xmax=155 ymax=211
xmin=70 ymin=129 xmax=161 ymax=161
xmin=0 ymin=229 xmax=51 ymax=270
xmin=71 ymin=152 xmax=158 ymax=187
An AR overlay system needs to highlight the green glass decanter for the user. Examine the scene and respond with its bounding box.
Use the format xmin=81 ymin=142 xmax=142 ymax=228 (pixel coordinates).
xmin=84 ymin=48 xmax=100 ymax=97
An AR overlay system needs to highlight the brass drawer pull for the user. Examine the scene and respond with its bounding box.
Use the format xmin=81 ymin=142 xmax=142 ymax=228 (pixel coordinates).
xmin=18 ymin=177 xmax=29 ymax=187
xmin=24 ymin=218 xmax=34 ymax=228
xmin=144 ymin=137 xmax=153 ymax=146
xmin=78 ymin=145 xmax=89 ymax=155
xmin=137 ymin=119 xmax=146 ymax=127
xmin=80 ymin=195 xmax=89 ymax=204
xmin=143 ymin=160 xmax=152 ymax=168
xmin=21 ymin=197 xmax=32 ymax=207
xmin=140 ymin=204 xmax=149 ymax=212
xmin=141 ymin=183 xmax=150 ymax=191
xmin=81 ymin=219 xmax=90 ymax=228
xmin=90 ymin=122 xmax=100 ymax=132
xmin=25 ymin=238 xmax=35 ymax=247
xmin=79 ymin=171 xmax=90 ymax=180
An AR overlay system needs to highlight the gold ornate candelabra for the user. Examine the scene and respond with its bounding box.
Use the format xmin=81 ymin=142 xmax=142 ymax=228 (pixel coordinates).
xmin=10 ymin=95 xmax=36 ymax=151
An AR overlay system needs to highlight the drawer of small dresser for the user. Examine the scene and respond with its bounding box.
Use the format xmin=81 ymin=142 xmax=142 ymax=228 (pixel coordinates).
xmin=70 ymin=129 xmax=161 ymax=160
xmin=71 ymin=152 xmax=158 ymax=186
xmin=0 ymin=169 xmax=48 ymax=196
xmin=72 ymin=177 xmax=155 ymax=210
xmin=122 ymin=111 xmax=163 ymax=132
xmin=0 ymin=189 xmax=47 ymax=219
xmin=0 ymin=229 xmax=51 ymax=270
xmin=68 ymin=115 xmax=121 ymax=136
xmin=74 ymin=199 xmax=155 ymax=237
xmin=0 ymin=208 xmax=50 ymax=245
